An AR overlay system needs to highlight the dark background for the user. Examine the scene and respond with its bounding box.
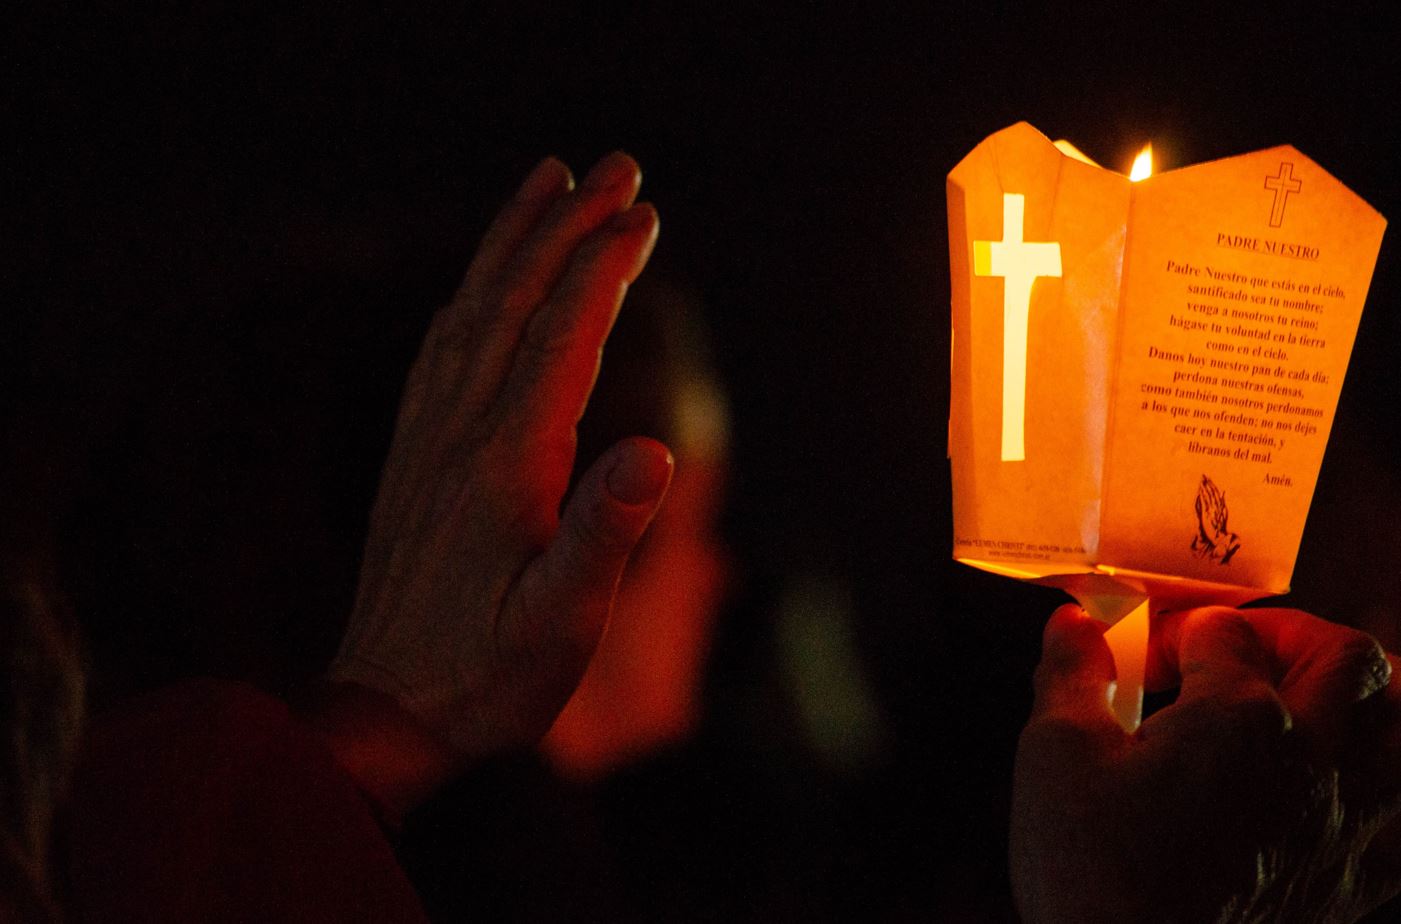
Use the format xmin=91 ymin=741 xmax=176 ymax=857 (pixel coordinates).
xmin=7 ymin=4 xmax=1400 ymax=920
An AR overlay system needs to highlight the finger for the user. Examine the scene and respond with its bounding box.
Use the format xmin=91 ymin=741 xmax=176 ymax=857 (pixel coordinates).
xmin=1237 ymin=608 xmax=1391 ymax=738
xmin=1029 ymin=605 xmax=1121 ymax=731
xmin=456 ymin=157 xmax=576 ymax=305
xmin=504 ymin=202 xmax=660 ymax=438
xmin=506 ymin=436 xmax=673 ymax=660
xmin=1141 ymin=607 xmax=1290 ymax=745
xmin=464 ymin=152 xmax=643 ymax=402
xmin=400 ymin=158 xmax=574 ymax=424
xmin=1174 ymin=607 xmax=1280 ymax=706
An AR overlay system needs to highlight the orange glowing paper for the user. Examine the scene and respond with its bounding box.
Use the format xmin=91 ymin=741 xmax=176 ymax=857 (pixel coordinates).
xmin=948 ymin=123 xmax=1385 ymax=727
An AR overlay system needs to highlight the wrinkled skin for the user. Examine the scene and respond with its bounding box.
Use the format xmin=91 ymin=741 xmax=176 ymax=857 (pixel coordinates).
xmin=325 ymin=153 xmax=672 ymax=768
xmin=1013 ymin=605 xmax=1401 ymax=923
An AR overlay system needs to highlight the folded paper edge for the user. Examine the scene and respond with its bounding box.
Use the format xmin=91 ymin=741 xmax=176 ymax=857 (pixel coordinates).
xmin=955 ymin=557 xmax=1279 ymax=619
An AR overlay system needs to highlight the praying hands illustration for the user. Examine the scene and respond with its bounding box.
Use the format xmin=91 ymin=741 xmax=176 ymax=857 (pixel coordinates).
xmin=1191 ymin=474 xmax=1241 ymax=564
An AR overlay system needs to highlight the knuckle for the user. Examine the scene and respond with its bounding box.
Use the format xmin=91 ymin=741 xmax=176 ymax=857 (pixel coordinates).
xmin=520 ymin=303 xmax=572 ymax=360
xmin=1198 ymin=607 xmax=1253 ymax=647
xmin=568 ymin=495 xmax=629 ymax=559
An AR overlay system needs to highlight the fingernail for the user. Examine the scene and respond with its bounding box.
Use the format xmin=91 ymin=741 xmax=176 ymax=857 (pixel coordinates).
xmin=581 ymin=151 xmax=641 ymax=193
xmin=519 ymin=157 xmax=573 ymax=200
xmin=606 ymin=443 xmax=674 ymax=506
xmin=1045 ymin=603 xmax=1092 ymax=635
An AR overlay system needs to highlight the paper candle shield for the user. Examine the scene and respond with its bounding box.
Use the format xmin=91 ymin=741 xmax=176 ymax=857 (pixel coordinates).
xmin=948 ymin=123 xmax=1385 ymax=722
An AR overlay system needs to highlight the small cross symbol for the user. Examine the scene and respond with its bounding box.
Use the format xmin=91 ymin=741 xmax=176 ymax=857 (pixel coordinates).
xmin=1264 ymin=163 xmax=1302 ymax=228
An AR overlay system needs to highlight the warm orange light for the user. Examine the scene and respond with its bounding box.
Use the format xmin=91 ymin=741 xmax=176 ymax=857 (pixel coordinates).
xmin=1128 ymin=144 xmax=1153 ymax=182
xmin=950 ymin=122 xmax=1386 ymax=734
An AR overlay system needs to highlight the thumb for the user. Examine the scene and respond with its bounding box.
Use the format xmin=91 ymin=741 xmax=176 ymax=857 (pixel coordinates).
xmin=1016 ymin=606 xmax=1123 ymax=806
xmin=1029 ymin=604 xmax=1121 ymax=734
xmin=514 ymin=436 xmax=673 ymax=656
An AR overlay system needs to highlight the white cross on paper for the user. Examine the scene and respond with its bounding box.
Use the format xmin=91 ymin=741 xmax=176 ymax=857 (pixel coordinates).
xmin=973 ymin=193 xmax=1062 ymax=461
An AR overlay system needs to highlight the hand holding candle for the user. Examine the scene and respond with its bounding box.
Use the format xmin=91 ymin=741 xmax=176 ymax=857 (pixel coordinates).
xmin=1011 ymin=604 xmax=1401 ymax=923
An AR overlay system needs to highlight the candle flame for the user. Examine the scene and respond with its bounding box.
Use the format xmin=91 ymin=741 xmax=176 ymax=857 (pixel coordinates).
xmin=1129 ymin=144 xmax=1153 ymax=182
